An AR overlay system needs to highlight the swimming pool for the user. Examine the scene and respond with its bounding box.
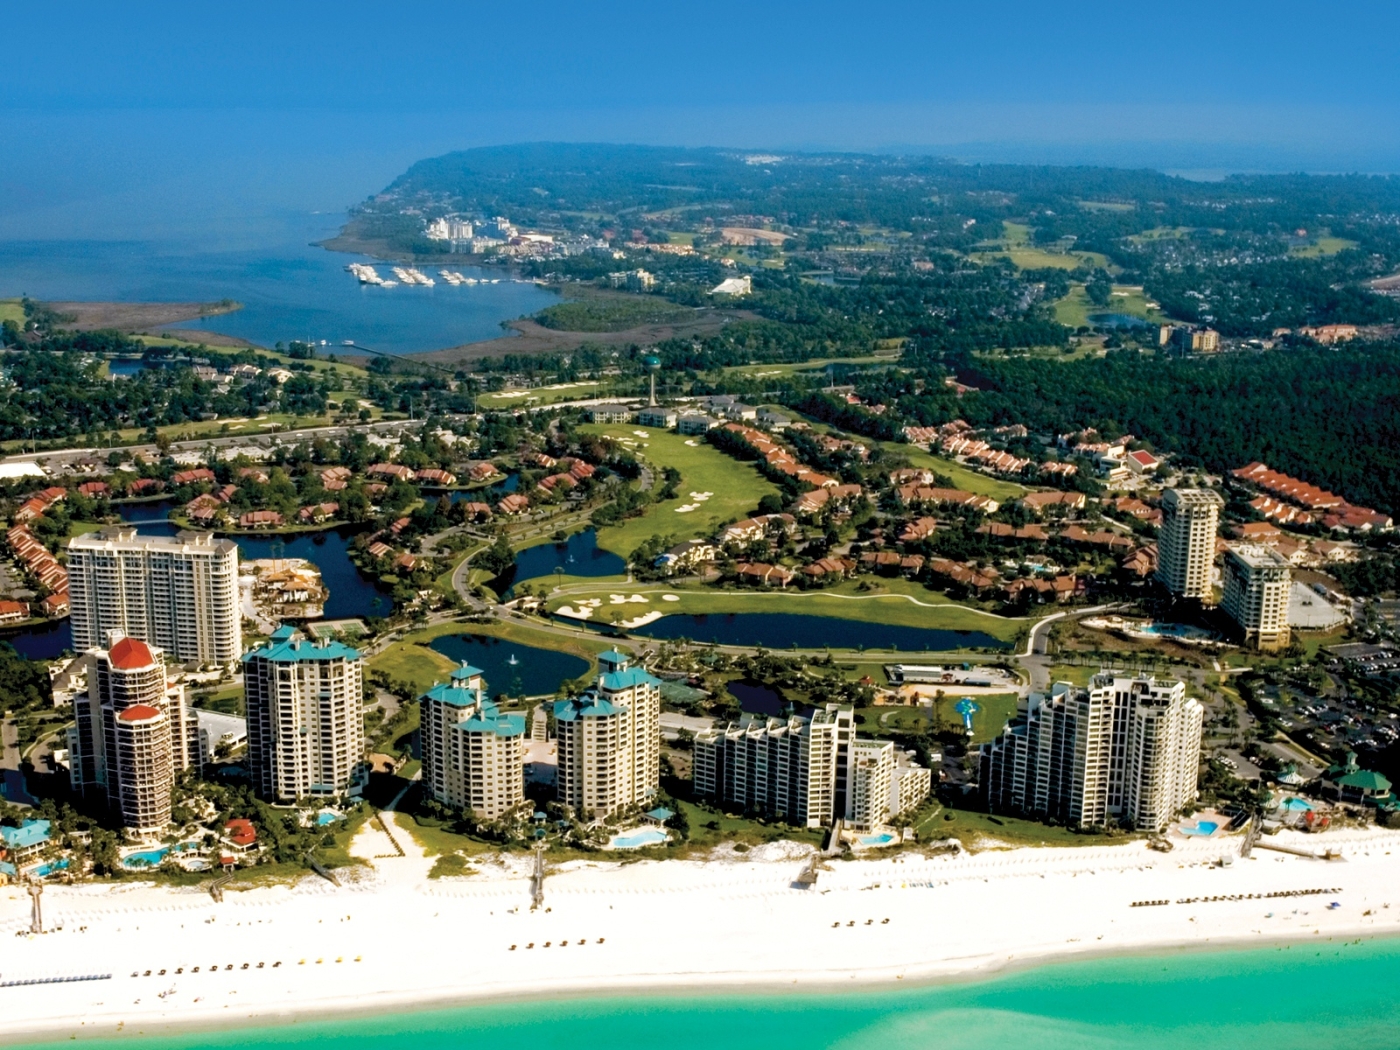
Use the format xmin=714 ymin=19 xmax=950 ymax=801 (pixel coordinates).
xmin=1179 ymin=820 xmax=1220 ymax=837
xmin=316 ymin=811 xmax=341 ymax=826
xmin=29 ymin=859 xmax=69 ymax=878
xmin=607 ymin=827 xmax=669 ymax=850
xmin=859 ymin=833 xmax=897 ymax=847
xmin=121 ymin=843 xmax=195 ymax=868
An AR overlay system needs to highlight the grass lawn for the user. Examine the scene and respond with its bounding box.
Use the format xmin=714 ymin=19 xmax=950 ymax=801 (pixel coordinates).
xmin=0 ymin=299 xmax=23 ymax=327
xmin=857 ymin=692 xmax=1018 ymax=744
xmin=892 ymin=445 xmax=1028 ymax=501
xmin=367 ymin=641 xmax=460 ymax=696
xmin=1290 ymin=236 xmax=1358 ymax=258
xmin=1047 ymin=664 xmax=1098 ymax=687
xmin=720 ymin=352 xmax=902 ymax=379
xmin=545 ymin=576 xmax=1036 ymax=644
xmin=674 ymin=799 xmax=825 ymax=852
xmin=1054 ymin=283 xmax=1170 ymax=329
xmin=389 ymin=617 xmax=611 ymax=672
xmin=917 ymin=803 xmax=1119 ymax=849
xmin=478 ymin=380 xmax=604 ymax=409
xmin=578 ymin=423 xmax=781 ymax=556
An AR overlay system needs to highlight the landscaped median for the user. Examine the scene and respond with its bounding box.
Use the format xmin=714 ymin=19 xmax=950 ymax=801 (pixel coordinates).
xmin=540 ymin=576 xmax=1040 ymax=649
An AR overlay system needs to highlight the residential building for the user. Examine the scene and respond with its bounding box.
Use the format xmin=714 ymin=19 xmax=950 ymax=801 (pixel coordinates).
xmin=636 ymin=407 xmax=678 ymax=429
xmin=693 ymin=704 xmax=931 ymax=830
xmin=980 ymin=674 xmax=1203 ymax=831
xmin=244 ymin=626 xmax=366 ymax=803
xmin=420 ymin=664 xmax=525 ymax=820
xmin=1156 ymin=489 xmax=1224 ymax=600
xmin=69 ymin=635 xmax=195 ymax=837
xmin=67 ymin=528 xmax=242 ymax=667
xmin=1221 ymin=544 xmax=1292 ymax=651
xmin=586 ymin=403 xmax=634 ymax=424
xmin=676 ymin=412 xmax=719 ymax=435
xmin=553 ymin=651 xmax=661 ymax=820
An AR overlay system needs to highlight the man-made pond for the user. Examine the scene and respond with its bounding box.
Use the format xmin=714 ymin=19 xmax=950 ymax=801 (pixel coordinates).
xmin=1089 ymin=312 xmax=1152 ymax=329
xmin=607 ymin=612 xmax=1009 ymax=653
xmin=726 ymin=678 xmax=791 ymax=717
xmin=495 ymin=529 xmax=625 ymax=596
xmin=428 ymin=633 xmax=590 ymax=697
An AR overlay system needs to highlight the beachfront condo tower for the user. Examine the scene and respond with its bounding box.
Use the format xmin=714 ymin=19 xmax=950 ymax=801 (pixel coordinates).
xmin=420 ymin=663 xmax=526 ymax=819
xmin=692 ymin=705 xmax=932 ymax=830
xmin=67 ymin=528 xmax=242 ymax=667
xmin=1221 ymin=544 xmax=1292 ymax=651
xmin=244 ymin=626 xmax=366 ymax=803
xmin=980 ymin=674 xmax=1203 ymax=831
xmin=553 ymin=650 xmax=661 ymax=821
xmin=69 ymin=633 xmax=195 ymax=837
xmin=1156 ymin=489 xmax=1224 ymax=600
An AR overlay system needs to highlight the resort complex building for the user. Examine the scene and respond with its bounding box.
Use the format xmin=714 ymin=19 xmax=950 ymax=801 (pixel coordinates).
xmin=1221 ymin=544 xmax=1292 ymax=651
xmin=244 ymin=627 xmax=366 ymax=803
xmin=1156 ymin=489 xmax=1224 ymax=600
xmin=67 ymin=528 xmax=242 ymax=667
xmin=69 ymin=634 xmax=195 ymax=836
xmin=553 ymin=650 xmax=661 ymax=821
xmin=420 ymin=664 xmax=526 ymax=820
xmin=692 ymin=704 xmax=932 ymax=830
xmin=980 ymin=674 xmax=1203 ymax=831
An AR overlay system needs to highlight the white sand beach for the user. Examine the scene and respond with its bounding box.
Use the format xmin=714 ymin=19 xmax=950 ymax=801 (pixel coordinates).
xmin=3 ymin=819 xmax=1400 ymax=1043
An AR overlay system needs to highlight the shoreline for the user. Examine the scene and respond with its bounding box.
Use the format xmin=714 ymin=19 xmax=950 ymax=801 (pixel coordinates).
xmin=4 ymin=821 xmax=1400 ymax=1044
xmin=7 ymin=930 xmax=1397 ymax=1047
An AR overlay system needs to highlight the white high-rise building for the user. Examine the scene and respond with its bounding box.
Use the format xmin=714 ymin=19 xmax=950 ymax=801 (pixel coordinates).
xmin=693 ymin=704 xmax=931 ymax=830
xmin=67 ymin=528 xmax=242 ymax=667
xmin=980 ymin=674 xmax=1203 ymax=831
xmin=1222 ymin=544 xmax=1292 ymax=651
xmin=553 ymin=650 xmax=660 ymax=820
xmin=244 ymin=626 xmax=366 ymax=803
xmin=69 ymin=634 xmax=195 ymax=836
xmin=420 ymin=664 xmax=525 ymax=820
xmin=1156 ymin=489 xmax=1224 ymax=600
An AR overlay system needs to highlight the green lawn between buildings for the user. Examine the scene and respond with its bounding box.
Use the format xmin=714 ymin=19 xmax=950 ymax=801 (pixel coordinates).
xmin=855 ymin=692 xmax=1019 ymax=745
xmin=578 ymin=422 xmax=781 ymax=557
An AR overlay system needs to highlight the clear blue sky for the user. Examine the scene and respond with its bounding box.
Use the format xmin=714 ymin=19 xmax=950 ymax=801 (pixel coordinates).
xmin=3 ymin=1 xmax=1399 ymax=241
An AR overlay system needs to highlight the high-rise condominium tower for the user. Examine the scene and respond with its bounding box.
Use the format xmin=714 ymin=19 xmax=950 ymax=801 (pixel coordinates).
xmin=69 ymin=634 xmax=194 ymax=836
xmin=1156 ymin=489 xmax=1224 ymax=600
xmin=553 ymin=651 xmax=660 ymax=820
xmin=1222 ymin=544 xmax=1292 ymax=651
xmin=67 ymin=528 xmax=242 ymax=667
xmin=420 ymin=663 xmax=525 ymax=819
xmin=244 ymin=626 xmax=365 ymax=803
xmin=981 ymin=674 xmax=1203 ymax=831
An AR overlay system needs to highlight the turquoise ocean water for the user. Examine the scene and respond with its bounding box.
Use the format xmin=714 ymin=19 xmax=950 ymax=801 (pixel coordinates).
xmin=13 ymin=937 xmax=1400 ymax=1049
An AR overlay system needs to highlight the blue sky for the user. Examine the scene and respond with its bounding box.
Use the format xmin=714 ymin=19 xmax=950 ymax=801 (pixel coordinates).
xmin=3 ymin=1 xmax=1399 ymax=240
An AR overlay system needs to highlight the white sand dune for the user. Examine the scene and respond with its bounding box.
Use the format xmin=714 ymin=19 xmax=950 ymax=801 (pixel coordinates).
xmin=4 ymin=822 xmax=1400 ymax=1042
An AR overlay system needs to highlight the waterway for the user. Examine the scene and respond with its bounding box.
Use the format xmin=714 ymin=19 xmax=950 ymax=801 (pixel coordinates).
xmin=611 ymin=612 xmax=1008 ymax=652
xmin=428 ymin=633 xmax=590 ymax=697
xmin=0 ymin=214 xmax=558 ymax=355
xmin=494 ymin=528 xmax=626 ymax=596
xmin=11 ymin=937 xmax=1400 ymax=1049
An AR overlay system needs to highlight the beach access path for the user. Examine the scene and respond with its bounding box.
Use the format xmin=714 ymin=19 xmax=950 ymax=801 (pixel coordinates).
xmin=3 ymin=822 xmax=1400 ymax=1042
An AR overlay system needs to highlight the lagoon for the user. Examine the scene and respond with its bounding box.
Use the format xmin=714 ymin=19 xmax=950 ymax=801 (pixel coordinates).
xmin=619 ymin=612 xmax=1008 ymax=652
xmin=428 ymin=633 xmax=590 ymax=697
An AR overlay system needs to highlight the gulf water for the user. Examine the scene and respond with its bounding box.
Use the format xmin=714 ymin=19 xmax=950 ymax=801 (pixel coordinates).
xmin=10 ymin=938 xmax=1400 ymax=1048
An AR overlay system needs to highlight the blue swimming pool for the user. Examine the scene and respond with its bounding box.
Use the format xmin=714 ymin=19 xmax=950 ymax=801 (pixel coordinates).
xmin=316 ymin=811 xmax=341 ymax=826
xmin=122 ymin=843 xmax=195 ymax=868
xmin=859 ymin=833 xmax=897 ymax=847
xmin=608 ymin=827 xmax=669 ymax=849
xmin=1180 ymin=820 xmax=1219 ymax=837
xmin=30 ymin=859 xmax=69 ymax=878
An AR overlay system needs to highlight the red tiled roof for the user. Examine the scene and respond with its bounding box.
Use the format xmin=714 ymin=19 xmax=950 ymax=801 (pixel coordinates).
xmin=109 ymin=636 xmax=155 ymax=670
xmin=117 ymin=703 xmax=161 ymax=722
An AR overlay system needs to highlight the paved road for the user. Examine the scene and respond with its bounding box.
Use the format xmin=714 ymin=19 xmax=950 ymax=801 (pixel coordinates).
xmin=1 ymin=417 xmax=435 ymax=473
